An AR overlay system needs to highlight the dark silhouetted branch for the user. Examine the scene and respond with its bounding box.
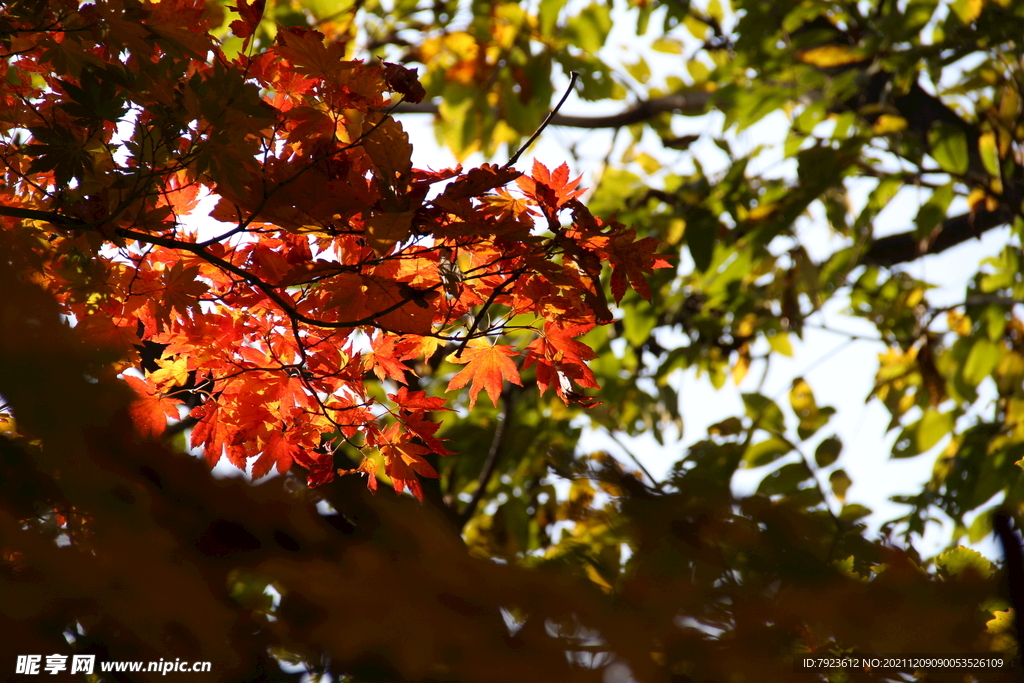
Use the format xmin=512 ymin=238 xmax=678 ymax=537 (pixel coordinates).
xmin=994 ymin=512 xmax=1024 ymax=670
xmin=458 ymin=385 xmax=516 ymax=528
xmin=393 ymin=89 xmax=713 ymax=128
xmin=864 ymin=204 xmax=1015 ymax=267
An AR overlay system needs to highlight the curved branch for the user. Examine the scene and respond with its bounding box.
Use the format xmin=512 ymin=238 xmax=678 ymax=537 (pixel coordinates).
xmin=0 ymin=205 xmax=432 ymax=330
xmin=458 ymin=384 xmax=516 ymax=528
xmin=393 ymin=89 xmax=713 ymax=128
xmin=864 ymin=204 xmax=1015 ymax=267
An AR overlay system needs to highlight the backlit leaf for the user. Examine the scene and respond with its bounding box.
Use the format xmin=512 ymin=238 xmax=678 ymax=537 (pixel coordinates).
xmin=446 ymin=342 xmax=523 ymax=408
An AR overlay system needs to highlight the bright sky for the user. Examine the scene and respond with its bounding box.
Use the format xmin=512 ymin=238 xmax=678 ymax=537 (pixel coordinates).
xmin=391 ymin=0 xmax=1013 ymax=561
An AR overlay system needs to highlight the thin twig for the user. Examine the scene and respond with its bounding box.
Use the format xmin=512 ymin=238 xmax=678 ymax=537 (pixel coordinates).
xmin=605 ymin=429 xmax=664 ymax=492
xmin=502 ymin=72 xmax=580 ymax=170
xmin=459 ymin=384 xmax=517 ymax=527
xmin=452 ymin=264 xmax=525 ymax=359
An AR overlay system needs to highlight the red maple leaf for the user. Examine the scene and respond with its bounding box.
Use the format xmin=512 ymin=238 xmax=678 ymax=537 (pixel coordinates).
xmin=151 ymin=261 xmax=207 ymax=330
xmin=251 ymin=430 xmax=297 ymax=479
xmin=389 ymin=386 xmax=450 ymax=413
xmin=437 ymin=164 xmax=522 ymax=202
xmin=582 ymin=227 xmax=673 ymax=302
xmin=524 ymin=323 xmax=599 ymax=404
xmin=382 ymin=62 xmax=426 ymax=103
xmin=445 ymin=342 xmax=522 ymax=408
xmin=364 ymin=333 xmax=412 ymax=383
xmin=228 ymin=0 xmax=265 ymax=41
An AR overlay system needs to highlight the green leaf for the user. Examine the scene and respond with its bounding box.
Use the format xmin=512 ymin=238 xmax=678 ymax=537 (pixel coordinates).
xmin=913 ymin=182 xmax=954 ymax=242
xmin=539 ymin=0 xmax=567 ymax=38
xmin=967 ymin=509 xmax=994 ymax=544
xmin=743 ymin=436 xmax=792 ymax=468
xmin=935 ymin=546 xmax=993 ymax=579
xmin=708 ymin=416 xmax=744 ymax=436
xmin=563 ymin=3 xmax=612 ymax=53
xmin=829 ymin=468 xmax=852 ymax=503
xmin=892 ymin=409 xmax=953 ymax=458
xmin=798 ymin=406 xmax=835 ymax=440
xmin=919 ymin=409 xmax=954 ymax=451
xmin=742 ymin=393 xmax=785 ymax=433
xmin=928 ymin=123 xmax=969 ymax=175
xmin=950 ymin=0 xmax=983 ymax=24
xmin=707 ymin=0 xmax=724 ymax=22
xmin=795 ymin=101 xmax=827 ymax=135
xmin=789 ymin=378 xmax=834 ymax=439
xmin=963 ymin=338 xmax=1001 ymax=385
xmin=979 ymin=131 xmax=1000 ymax=177
xmin=687 ymin=59 xmax=710 ymax=83
xmin=758 ymin=462 xmax=811 ymax=496
xmin=624 ymin=57 xmax=651 ymax=84
xmin=814 ymin=436 xmax=843 ymax=468
xmin=622 ymin=303 xmax=657 ymax=346
xmin=686 ymin=208 xmax=717 ymax=272
xmin=839 ymin=503 xmax=872 ymax=522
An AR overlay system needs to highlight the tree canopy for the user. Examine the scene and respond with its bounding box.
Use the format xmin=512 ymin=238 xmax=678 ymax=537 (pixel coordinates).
xmin=1 ymin=0 xmax=1023 ymax=681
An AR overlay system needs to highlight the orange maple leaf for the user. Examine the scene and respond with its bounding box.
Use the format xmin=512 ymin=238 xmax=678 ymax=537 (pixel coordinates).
xmin=445 ymin=342 xmax=522 ymax=408
xmin=252 ymin=430 xmax=296 ymax=480
xmin=151 ymin=261 xmax=207 ymax=329
xmin=125 ymin=375 xmax=181 ymax=438
xmin=274 ymin=27 xmax=350 ymax=79
xmin=377 ymin=423 xmax=437 ymax=501
xmin=515 ymin=160 xmax=585 ymax=208
xmin=525 ymin=323 xmax=599 ymax=405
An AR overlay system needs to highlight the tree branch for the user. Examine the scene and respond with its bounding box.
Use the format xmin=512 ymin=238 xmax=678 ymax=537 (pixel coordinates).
xmin=863 ymin=204 xmax=1015 ymax=267
xmin=458 ymin=385 xmax=516 ymax=528
xmin=393 ymin=89 xmax=713 ymax=128
xmin=993 ymin=511 xmax=1024 ymax=667
xmin=0 ymin=205 xmax=439 ymax=330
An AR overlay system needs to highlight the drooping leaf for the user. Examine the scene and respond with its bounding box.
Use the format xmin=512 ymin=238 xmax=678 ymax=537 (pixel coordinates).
xmin=446 ymin=342 xmax=523 ymax=408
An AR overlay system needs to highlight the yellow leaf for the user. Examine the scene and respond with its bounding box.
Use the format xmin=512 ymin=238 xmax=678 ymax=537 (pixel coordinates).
xmin=947 ymin=310 xmax=971 ymax=336
xmin=736 ymin=313 xmax=756 ymax=338
xmin=951 ymin=0 xmax=983 ymax=24
xmin=148 ymin=356 xmax=190 ymax=389
xmin=967 ymin=188 xmax=998 ymax=213
xmin=872 ymin=114 xmax=907 ymax=135
xmin=361 ymin=115 xmax=413 ymax=190
xmin=797 ymin=45 xmax=864 ymax=68
xmin=768 ymin=331 xmax=793 ymax=357
xmin=732 ymin=345 xmax=750 ymax=386
xmin=979 ymin=130 xmax=1000 ymax=176
xmin=585 ymin=563 xmax=613 ymax=593
xmin=365 ymin=210 xmax=414 ymax=256
xmin=789 ymin=377 xmax=816 ymax=417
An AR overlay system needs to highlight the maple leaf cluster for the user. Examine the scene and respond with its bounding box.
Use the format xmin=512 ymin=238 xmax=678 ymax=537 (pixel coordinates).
xmin=0 ymin=0 xmax=670 ymax=499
